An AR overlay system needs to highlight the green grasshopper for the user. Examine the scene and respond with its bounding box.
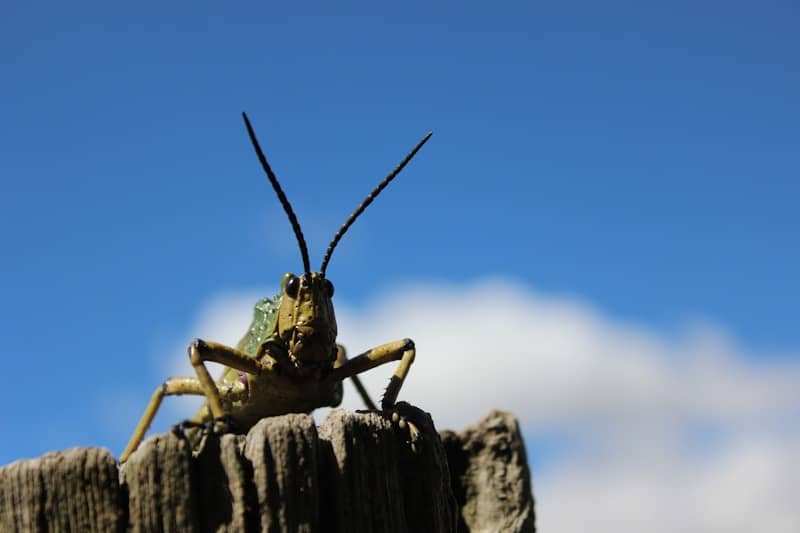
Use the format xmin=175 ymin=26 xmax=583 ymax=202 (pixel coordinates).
xmin=120 ymin=113 xmax=431 ymax=462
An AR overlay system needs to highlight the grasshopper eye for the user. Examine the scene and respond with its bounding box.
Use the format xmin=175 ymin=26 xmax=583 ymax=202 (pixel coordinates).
xmin=285 ymin=275 xmax=300 ymax=298
xmin=323 ymin=279 xmax=334 ymax=297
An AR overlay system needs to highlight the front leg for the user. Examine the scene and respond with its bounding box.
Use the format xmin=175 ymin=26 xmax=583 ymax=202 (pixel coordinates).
xmin=327 ymin=338 xmax=415 ymax=409
xmin=327 ymin=339 xmax=421 ymax=448
xmin=188 ymin=338 xmax=276 ymax=419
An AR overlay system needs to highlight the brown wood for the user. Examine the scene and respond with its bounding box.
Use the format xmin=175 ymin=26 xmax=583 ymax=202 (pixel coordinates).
xmin=0 ymin=406 xmax=534 ymax=532
xmin=442 ymin=410 xmax=536 ymax=532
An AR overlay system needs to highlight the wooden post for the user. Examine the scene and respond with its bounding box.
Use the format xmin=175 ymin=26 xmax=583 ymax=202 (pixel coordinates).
xmin=0 ymin=406 xmax=534 ymax=532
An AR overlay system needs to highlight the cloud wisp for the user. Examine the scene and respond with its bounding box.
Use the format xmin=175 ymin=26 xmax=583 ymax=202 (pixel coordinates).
xmin=162 ymin=279 xmax=800 ymax=533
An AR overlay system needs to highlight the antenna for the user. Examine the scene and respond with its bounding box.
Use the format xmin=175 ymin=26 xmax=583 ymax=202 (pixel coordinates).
xmin=320 ymin=131 xmax=432 ymax=275
xmin=242 ymin=112 xmax=311 ymax=275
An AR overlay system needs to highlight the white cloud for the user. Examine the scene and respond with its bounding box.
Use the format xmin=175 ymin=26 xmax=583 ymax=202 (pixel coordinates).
xmin=161 ymin=278 xmax=800 ymax=532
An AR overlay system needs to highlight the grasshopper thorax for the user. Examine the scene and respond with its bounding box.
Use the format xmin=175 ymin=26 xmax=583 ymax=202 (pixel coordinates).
xmin=276 ymin=272 xmax=337 ymax=367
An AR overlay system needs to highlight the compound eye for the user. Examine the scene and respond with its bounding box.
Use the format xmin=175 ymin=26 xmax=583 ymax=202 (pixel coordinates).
xmin=285 ymin=275 xmax=300 ymax=298
xmin=324 ymin=279 xmax=334 ymax=297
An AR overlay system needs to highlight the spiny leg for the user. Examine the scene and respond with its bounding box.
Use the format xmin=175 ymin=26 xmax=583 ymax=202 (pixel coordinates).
xmin=335 ymin=344 xmax=378 ymax=411
xmin=329 ymin=338 xmax=415 ymax=408
xmin=329 ymin=338 xmax=420 ymax=447
xmin=120 ymin=376 xmax=247 ymax=462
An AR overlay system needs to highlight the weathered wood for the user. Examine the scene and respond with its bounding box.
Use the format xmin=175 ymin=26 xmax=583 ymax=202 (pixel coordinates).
xmin=243 ymin=414 xmax=320 ymax=532
xmin=123 ymin=431 xmax=198 ymax=532
xmin=0 ymin=407 xmax=534 ymax=532
xmin=0 ymin=447 xmax=125 ymax=532
xmin=317 ymin=404 xmax=457 ymax=533
xmin=195 ymin=433 xmax=255 ymax=532
xmin=441 ymin=410 xmax=536 ymax=533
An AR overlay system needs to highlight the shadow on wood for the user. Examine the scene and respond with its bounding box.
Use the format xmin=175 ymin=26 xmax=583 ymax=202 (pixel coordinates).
xmin=0 ymin=405 xmax=534 ymax=532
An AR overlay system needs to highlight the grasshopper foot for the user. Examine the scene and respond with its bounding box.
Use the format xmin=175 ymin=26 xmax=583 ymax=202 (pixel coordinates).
xmin=170 ymin=419 xmax=209 ymax=451
xmin=374 ymin=402 xmax=423 ymax=453
xmin=211 ymin=414 xmax=238 ymax=435
xmin=171 ymin=420 xmax=192 ymax=439
xmin=392 ymin=412 xmax=421 ymax=453
xmin=172 ymin=418 xmax=206 ymax=436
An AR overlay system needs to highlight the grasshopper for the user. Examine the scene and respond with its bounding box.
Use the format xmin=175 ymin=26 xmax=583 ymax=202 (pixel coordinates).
xmin=120 ymin=113 xmax=432 ymax=462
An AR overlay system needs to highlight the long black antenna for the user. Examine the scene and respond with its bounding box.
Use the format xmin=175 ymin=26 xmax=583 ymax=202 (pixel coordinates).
xmin=320 ymin=131 xmax=432 ymax=276
xmin=242 ymin=112 xmax=311 ymax=275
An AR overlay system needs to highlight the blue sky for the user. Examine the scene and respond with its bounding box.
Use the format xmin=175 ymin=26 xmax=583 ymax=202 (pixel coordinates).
xmin=2 ymin=2 xmax=798 ymax=530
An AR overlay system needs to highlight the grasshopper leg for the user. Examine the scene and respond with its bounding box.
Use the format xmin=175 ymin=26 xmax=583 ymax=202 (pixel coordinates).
xmin=329 ymin=338 xmax=416 ymax=409
xmin=120 ymin=376 xmax=247 ymax=463
xmin=188 ymin=338 xmax=275 ymax=420
xmin=328 ymin=339 xmax=420 ymax=448
xmin=335 ymin=344 xmax=378 ymax=411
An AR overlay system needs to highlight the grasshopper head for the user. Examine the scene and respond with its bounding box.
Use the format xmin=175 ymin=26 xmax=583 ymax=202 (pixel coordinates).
xmin=277 ymin=271 xmax=337 ymax=366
